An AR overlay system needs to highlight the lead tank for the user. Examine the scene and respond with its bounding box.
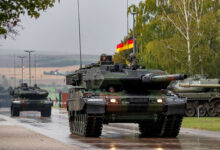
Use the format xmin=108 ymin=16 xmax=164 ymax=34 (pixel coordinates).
xmin=66 ymin=54 xmax=187 ymax=137
xmin=10 ymin=83 xmax=53 ymax=117
xmin=168 ymin=75 xmax=220 ymax=117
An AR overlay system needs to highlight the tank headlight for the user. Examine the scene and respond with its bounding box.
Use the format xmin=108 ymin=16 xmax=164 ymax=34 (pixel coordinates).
xmin=110 ymin=99 xmax=117 ymax=103
xmin=13 ymin=101 xmax=21 ymax=104
xmin=44 ymin=100 xmax=52 ymax=104
xmin=157 ymin=99 xmax=163 ymax=103
xmin=88 ymin=99 xmax=103 ymax=102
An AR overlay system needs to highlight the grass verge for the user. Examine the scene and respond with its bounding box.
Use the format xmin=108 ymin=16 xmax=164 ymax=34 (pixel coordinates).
xmin=182 ymin=117 xmax=220 ymax=132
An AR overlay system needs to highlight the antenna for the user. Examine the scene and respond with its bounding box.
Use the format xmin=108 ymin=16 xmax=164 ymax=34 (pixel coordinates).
xmin=34 ymin=54 xmax=37 ymax=85
xmin=131 ymin=12 xmax=137 ymax=54
xmin=127 ymin=0 xmax=129 ymax=35
xmin=77 ymin=0 xmax=82 ymax=69
xmin=17 ymin=56 xmax=26 ymax=84
xmin=8 ymin=58 xmax=11 ymax=86
xmin=25 ymin=50 xmax=35 ymax=86
xmin=13 ymin=55 xmax=16 ymax=87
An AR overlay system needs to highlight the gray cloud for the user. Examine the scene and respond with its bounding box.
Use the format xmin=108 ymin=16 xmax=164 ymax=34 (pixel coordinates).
xmin=0 ymin=0 xmax=141 ymax=55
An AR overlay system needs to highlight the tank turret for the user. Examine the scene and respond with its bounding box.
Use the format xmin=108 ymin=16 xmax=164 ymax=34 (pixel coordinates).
xmin=11 ymin=83 xmax=49 ymax=99
xmin=66 ymin=54 xmax=187 ymax=138
xmin=67 ymin=55 xmax=187 ymax=92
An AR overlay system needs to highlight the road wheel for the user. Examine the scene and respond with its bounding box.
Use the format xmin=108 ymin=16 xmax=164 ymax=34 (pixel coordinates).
xmin=206 ymin=102 xmax=216 ymax=117
xmin=185 ymin=104 xmax=195 ymax=117
xmin=215 ymin=102 xmax=220 ymax=114
xmin=197 ymin=105 xmax=206 ymax=117
xmin=41 ymin=107 xmax=51 ymax=117
xmin=11 ymin=107 xmax=20 ymax=117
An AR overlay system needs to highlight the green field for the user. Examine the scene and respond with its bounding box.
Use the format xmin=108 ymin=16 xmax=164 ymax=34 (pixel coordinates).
xmin=0 ymin=54 xmax=98 ymax=67
xmin=182 ymin=117 xmax=220 ymax=132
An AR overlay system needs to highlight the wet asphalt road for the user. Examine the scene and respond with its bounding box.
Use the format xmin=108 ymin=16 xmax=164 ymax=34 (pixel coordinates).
xmin=1 ymin=108 xmax=220 ymax=150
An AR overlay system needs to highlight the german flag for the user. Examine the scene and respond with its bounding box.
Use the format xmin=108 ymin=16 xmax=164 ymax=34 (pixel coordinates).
xmin=116 ymin=39 xmax=133 ymax=52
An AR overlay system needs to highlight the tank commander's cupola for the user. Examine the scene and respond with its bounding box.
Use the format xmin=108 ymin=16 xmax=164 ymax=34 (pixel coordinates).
xmin=100 ymin=54 xmax=114 ymax=65
xmin=21 ymin=83 xmax=28 ymax=87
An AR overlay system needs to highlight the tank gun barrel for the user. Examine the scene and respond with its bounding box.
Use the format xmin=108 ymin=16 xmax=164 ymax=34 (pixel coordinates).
xmin=142 ymin=74 xmax=187 ymax=83
xmin=179 ymin=83 xmax=220 ymax=88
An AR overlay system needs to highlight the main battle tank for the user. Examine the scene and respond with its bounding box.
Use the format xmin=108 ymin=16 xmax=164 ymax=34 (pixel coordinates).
xmin=66 ymin=54 xmax=187 ymax=137
xmin=168 ymin=75 xmax=220 ymax=117
xmin=10 ymin=83 xmax=53 ymax=117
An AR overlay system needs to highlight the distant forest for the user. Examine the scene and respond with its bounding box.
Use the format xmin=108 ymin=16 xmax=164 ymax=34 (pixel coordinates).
xmin=0 ymin=55 xmax=98 ymax=67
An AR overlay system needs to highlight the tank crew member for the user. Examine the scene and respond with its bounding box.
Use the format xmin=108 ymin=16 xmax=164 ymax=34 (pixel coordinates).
xmin=21 ymin=83 xmax=28 ymax=88
xmin=96 ymin=53 xmax=107 ymax=65
xmin=98 ymin=54 xmax=113 ymax=65
xmin=34 ymin=84 xmax=40 ymax=89
xmin=129 ymin=53 xmax=139 ymax=70
xmin=101 ymin=54 xmax=107 ymax=62
xmin=109 ymin=86 xmax=115 ymax=93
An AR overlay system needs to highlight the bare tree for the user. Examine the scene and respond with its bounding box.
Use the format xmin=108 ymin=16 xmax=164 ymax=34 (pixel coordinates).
xmin=161 ymin=0 xmax=205 ymax=74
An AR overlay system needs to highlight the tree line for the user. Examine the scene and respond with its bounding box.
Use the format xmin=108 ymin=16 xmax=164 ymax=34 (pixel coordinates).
xmin=114 ymin=0 xmax=220 ymax=78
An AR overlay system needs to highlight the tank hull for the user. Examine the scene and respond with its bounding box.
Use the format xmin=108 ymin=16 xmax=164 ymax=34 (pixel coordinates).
xmin=68 ymin=98 xmax=185 ymax=122
xmin=11 ymin=98 xmax=53 ymax=117
xmin=67 ymin=89 xmax=186 ymax=137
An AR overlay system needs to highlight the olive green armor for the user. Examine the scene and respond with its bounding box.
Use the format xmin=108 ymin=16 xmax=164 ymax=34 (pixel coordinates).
xmin=66 ymin=55 xmax=187 ymax=137
xmin=10 ymin=83 xmax=53 ymax=117
xmin=169 ymin=75 xmax=220 ymax=117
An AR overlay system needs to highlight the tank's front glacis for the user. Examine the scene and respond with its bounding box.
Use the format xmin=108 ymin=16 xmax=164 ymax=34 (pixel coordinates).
xmin=160 ymin=91 xmax=187 ymax=115
xmin=82 ymin=90 xmax=186 ymax=123
xmin=103 ymin=92 xmax=187 ymax=116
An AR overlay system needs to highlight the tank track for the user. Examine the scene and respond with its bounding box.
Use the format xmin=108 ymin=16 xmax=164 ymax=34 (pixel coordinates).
xmin=139 ymin=115 xmax=183 ymax=137
xmin=160 ymin=115 xmax=183 ymax=137
xmin=139 ymin=116 xmax=164 ymax=137
xmin=69 ymin=112 xmax=104 ymax=137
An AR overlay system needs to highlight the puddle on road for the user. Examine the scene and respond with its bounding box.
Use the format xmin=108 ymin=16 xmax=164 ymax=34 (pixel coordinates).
xmin=1 ymin=108 xmax=220 ymax=150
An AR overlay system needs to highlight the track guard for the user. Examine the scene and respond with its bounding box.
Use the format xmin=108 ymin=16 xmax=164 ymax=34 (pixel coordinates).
xmin=86 ymin=101 xmax=106 ymax=114
xmin=166 ymin=103 xmax=186 ymax=115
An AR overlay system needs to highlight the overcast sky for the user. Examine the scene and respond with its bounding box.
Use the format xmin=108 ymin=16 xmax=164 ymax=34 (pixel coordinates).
xmin=0 ymin=0 xmax=141 ymax=55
